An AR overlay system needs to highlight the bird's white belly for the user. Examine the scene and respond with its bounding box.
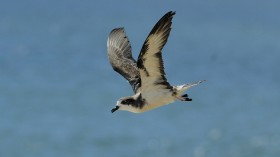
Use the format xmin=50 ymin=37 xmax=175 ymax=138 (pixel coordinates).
xmin=141 ymin=89 xmax=175 ymax=111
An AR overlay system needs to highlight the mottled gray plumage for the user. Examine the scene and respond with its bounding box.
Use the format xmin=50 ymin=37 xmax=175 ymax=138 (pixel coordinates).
xmin=107 ymin=28 xmax=140 ymax=93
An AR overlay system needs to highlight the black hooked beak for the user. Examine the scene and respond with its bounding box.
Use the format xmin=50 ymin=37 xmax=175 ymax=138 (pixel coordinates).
xmin=111 ymin=106 xmax=119 ymax=113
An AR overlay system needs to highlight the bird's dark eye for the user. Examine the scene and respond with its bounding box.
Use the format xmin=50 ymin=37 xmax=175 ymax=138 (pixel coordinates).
xmin=122 ymin=98 xmax=133 ymax=105
xmin=122 ymin=100 xmax=128 ymax=104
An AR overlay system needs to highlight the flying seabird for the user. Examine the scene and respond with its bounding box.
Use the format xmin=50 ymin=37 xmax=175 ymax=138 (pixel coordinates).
xmin=107 ymin=11 xmax=205 ymax=113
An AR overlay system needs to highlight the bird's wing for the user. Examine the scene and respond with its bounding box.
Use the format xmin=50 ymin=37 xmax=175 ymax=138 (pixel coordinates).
xmin=107 ymin=28 xmax=141 ymax=93
xmin=137 ymin=11 xmax=175 ymax=93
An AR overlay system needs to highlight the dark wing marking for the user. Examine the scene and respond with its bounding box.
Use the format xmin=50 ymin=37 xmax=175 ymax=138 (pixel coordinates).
xmin=107 ymin=28 xmax=141 ymax=93
xmin=137 ymin=11 xmax=175 ymax=92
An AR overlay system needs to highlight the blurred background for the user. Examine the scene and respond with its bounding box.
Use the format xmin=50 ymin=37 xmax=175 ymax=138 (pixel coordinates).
xmin=1 ymin=0 xmax=279 ymax=157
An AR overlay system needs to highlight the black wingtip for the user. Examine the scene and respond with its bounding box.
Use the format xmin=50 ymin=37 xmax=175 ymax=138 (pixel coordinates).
xmin=157 ymin=10 xmax=175 ymax=32
xmin=166 ymin=11 xmax=176 ymax=16
xmin=161 ymin=11 xmax=176 ymax=21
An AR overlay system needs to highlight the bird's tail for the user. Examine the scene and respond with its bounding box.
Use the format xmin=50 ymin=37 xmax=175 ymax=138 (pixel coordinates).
xmin=176 ymin=80 xmax=205 ymax=94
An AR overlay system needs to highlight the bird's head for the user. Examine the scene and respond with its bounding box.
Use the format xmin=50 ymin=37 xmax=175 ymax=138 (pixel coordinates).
xmin=111 ymin=96 xmax=139 ymax=113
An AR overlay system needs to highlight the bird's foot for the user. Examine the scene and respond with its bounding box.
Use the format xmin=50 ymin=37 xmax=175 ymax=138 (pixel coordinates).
xmin=177 ymin=94 xmax=192 ymax=101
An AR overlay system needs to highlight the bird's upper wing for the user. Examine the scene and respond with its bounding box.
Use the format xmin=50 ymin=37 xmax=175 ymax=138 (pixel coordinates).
xmin=137 ymin=11 xmax=175 ymax=93
xmin=107 ymin=28 xmax=141 ymax=93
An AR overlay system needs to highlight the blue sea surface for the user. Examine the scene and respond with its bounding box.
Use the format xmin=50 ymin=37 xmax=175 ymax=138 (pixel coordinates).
xmin=1 ymin=0 xmax=280 ymax=157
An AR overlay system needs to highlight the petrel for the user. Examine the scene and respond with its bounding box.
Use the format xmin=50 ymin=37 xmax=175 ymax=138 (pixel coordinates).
xmin=107 ymin=11 xmax=205 ymax=113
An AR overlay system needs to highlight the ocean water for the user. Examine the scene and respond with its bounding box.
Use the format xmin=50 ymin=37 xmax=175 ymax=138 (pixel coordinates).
xmin=1 ymin=0 xmax=280 ymax=157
